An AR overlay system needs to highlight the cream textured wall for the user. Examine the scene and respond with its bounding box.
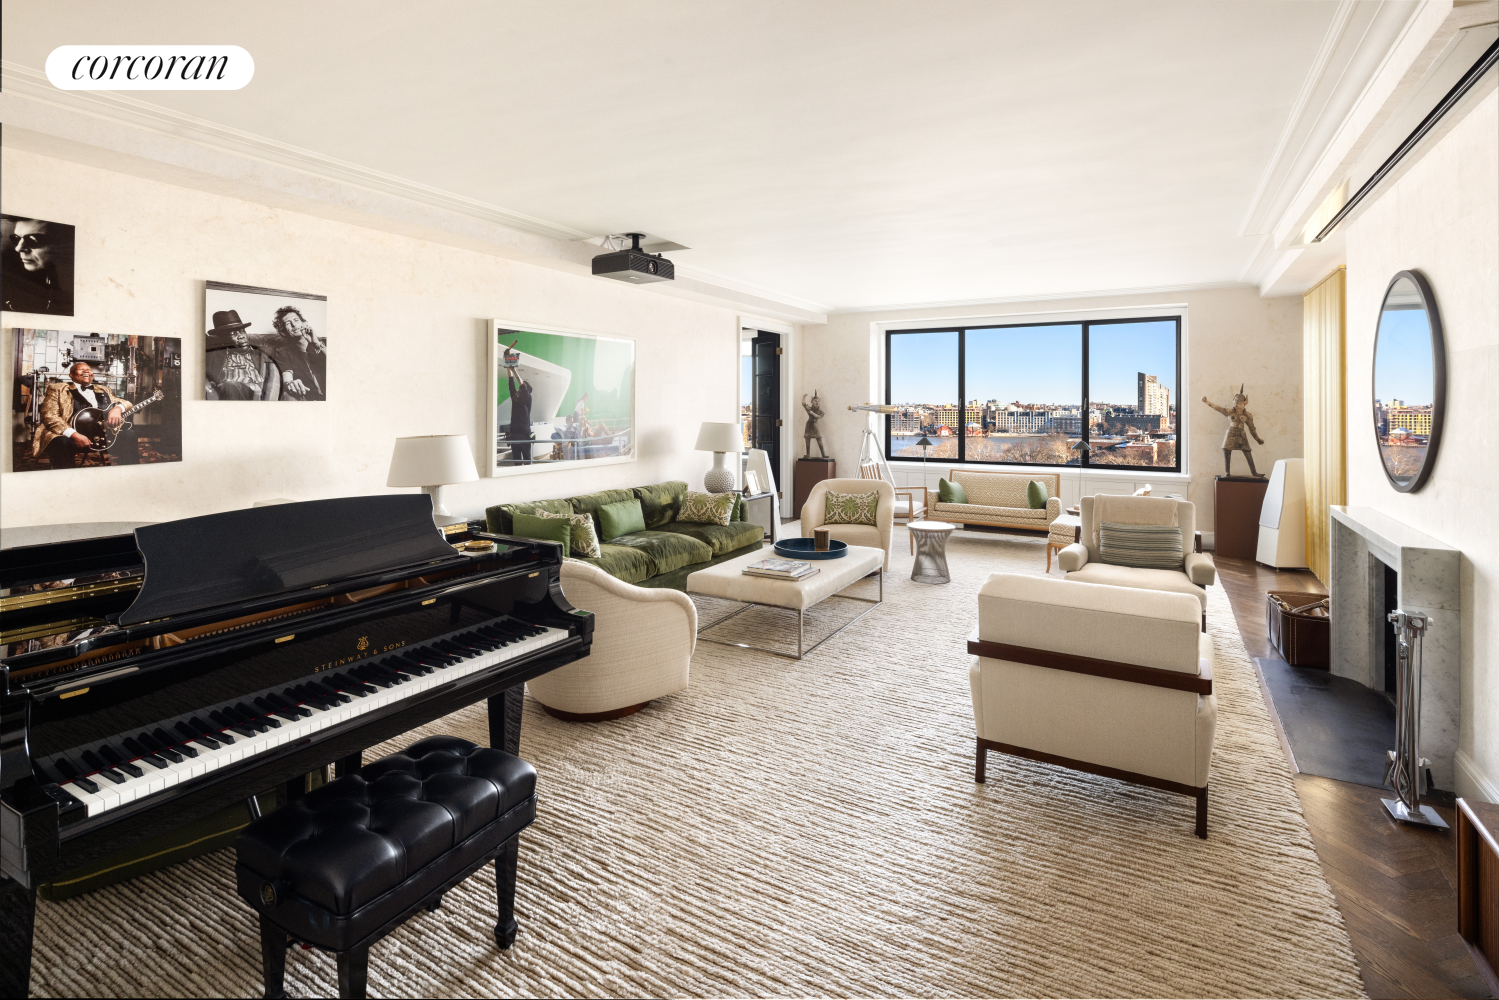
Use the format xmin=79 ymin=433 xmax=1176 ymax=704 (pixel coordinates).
xmin=0 ymin=148 xmax=740 ymax=527
xmin=800 ymin=287 xmax=1304 ymax=528
xmin=1343 ymin=90 xmax=1499 ymax=801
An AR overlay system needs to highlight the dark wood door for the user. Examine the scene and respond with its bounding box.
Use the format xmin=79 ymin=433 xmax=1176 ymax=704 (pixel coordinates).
xmin=751 ymin=331 xmax=781 ymax=496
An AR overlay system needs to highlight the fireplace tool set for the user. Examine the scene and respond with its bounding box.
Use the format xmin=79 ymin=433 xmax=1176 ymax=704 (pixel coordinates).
xmin=1382 ymin=609 xmax=1448 ymax=828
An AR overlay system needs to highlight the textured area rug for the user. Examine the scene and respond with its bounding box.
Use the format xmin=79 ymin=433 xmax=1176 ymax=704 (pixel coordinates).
xmin=29 ymin=529 xmax=1367 ymax=998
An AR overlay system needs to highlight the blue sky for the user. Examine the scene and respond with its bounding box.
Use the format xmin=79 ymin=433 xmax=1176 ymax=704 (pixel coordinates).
xmin=1374 ymin=308 xmax=1434 ymax=406
xmin=888 ymin=320 xmax=1177 ymax=407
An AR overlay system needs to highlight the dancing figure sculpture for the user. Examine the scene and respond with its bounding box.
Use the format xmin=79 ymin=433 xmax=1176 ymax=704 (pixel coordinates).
xmin=802 ymin=391 xmax=827 ymax=459
xmin=1201 ymin=385 xmax=1265 ymax=477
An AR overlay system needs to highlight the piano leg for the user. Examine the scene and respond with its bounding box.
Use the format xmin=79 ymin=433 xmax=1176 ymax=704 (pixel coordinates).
xmin=494 ymin=838 xmax=520 ymax=950
xmin=0 ymin=874 xmax=35 ymax=998
xmin=337 ymin=944 xmax=369 ymax=999
xmin=333 ymin=752 xmax=362 ymax=779
xmin=489 ymin=686 xmax=524 ymax=757
xmin=257 ymin=915 xmax=288 ymax=1000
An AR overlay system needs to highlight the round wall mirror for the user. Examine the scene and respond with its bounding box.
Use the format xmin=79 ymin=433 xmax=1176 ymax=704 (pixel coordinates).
xmin=1372 ymin=269 xmax=1445 ymax=493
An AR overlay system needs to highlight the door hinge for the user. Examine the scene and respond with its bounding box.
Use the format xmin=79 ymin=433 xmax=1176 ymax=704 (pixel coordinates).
xmin=776 ymin=419 xmax=783 ymax=427
xmin=776 ymin=347 xmax=783 ymax=355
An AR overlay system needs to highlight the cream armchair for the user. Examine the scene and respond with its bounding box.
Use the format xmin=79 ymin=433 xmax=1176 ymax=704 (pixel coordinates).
xmin=527 ymin=560 xmax=694 ymax=721
xmin=969 ymin=573 xmax=1217 ymax=838
xmin=1058 ymin=496 xmax=1215 ymax=628
xmin=801 ymin=478 xmax=895 ymax=570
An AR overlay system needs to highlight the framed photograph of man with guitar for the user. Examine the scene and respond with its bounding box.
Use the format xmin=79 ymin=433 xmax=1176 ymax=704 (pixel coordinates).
xmin=9 ymin=329 xmax=182 ymax=472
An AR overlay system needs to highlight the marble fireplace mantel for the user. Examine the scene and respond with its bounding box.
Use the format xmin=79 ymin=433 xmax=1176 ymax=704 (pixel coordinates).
xmin=1329 ymin=505 xmax=1460 ymax=788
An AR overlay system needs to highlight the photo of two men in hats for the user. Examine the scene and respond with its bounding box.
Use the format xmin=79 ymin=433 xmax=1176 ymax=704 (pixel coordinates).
xmin=204 ymin=281 xmax=328 ymax=402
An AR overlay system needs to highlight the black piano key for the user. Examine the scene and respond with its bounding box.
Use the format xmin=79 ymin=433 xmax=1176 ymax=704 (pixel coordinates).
xmin=192 ymin=735 xmax=221 ymax=750
xmin=136 ymin=731 xmax=163 ymax=752
xmin=123 ymin=736 xmax=149 ymax=757
xmin=98 ymin=768 xmax=127 ymax=785
xmin=175 ymin=742 xmax=199 ymax=758
xmin=153 ymin=729 xmax=189 ymax=753
xmin=158 ymin=746 xmax=184 ymax=763
xmin=72 ymin=775 xmax=100 ymax=794
xmin=117 ymin=761 xmax=144 ymax=778
xmin=98 ymin=744 xmax=123 ymax=764
xmin=141 ymin=754 xmax=169 ymax=770
xmin=53 ymin=757 xmax=79 ymax=779
xmin=81 ymin=750 xmax=106 ymax=771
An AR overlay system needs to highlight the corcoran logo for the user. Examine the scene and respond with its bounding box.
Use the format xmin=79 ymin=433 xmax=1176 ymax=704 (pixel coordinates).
xmin=356 ymin=636 xmax=370 ymax=651
xmin=45 ymin=46 xmax=254 ymax=91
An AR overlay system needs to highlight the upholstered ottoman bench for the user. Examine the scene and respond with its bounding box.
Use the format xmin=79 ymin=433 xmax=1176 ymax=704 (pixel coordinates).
xmin=235 ymin=735 xmax=538 ymax=999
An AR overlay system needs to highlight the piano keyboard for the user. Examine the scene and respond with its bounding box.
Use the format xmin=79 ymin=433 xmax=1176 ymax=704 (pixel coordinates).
xmin=50 ymin=618 xmax=569 ymax=819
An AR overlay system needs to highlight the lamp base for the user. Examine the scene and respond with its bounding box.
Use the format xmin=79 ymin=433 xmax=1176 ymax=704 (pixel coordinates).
xmin=423 ymin=484 xmax=453 ymax=518
xmin=704 ymin=451 xmax=736 ymax=493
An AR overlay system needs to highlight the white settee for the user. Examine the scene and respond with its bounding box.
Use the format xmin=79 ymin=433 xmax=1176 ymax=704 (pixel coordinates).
xmin=928 ymin=469 xmax=1062 ymax=534
xmin=527 ymin=560 xmax=695 ymax=720
xmin=969 ymin=573 xmax=1217 ymax=837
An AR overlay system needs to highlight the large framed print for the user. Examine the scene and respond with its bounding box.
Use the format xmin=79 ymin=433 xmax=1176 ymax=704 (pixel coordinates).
xmin=10 ymin=328 xmax=182 ymax=471
xmin=203 ymin=281 xmax=327 ymax=401
xmin=487 ymin=320 xmax=635 ymax=477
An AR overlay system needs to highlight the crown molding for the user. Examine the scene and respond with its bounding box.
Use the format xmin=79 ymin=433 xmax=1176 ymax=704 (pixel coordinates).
xmin=0 ymin=60 xmax=596 ymax=243
xmin=672 ymin=262 xmax=831 ymax=318
xmin=825 ymin=280 xmax=1257 ymax=317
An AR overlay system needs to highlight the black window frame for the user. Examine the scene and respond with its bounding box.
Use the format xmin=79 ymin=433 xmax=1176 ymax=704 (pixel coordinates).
xmin=883 ymin=315 xmax=1182 ymax=473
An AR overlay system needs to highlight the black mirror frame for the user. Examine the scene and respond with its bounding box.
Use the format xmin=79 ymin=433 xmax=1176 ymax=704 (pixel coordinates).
xmin=1372 ymin=268 xmax=1445 ymax=494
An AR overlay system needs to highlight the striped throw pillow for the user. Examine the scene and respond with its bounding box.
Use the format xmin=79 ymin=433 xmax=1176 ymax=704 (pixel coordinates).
xmin=1098 ymin=520 xmax=1183 ymax=570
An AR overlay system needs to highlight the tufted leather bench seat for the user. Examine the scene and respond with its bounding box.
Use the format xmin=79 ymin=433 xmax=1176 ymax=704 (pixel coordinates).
xmin=235 ymin=735 xmax=537 ymax=999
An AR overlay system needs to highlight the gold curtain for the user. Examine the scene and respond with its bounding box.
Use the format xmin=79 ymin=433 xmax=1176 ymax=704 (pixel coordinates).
xmin=1303 ymin=267 xmax=1346 ymax=584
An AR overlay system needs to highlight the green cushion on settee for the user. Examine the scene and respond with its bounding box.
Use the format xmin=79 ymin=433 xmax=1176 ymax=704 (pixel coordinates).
xmin=485 ymin=498 xmax=575 ymax=535
xmin=631 ymin=481 xmax=687 ymax=529
xmin=658 ymin=520 xmax=762 ymax=556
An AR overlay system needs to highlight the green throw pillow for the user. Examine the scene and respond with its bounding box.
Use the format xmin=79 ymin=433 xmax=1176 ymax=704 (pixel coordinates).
xmin=1098 ymin=520 xmax=1183 ymax=570
xmin=824 ymin=489 xmax=878 ymax=525
xmin=511 ymin=511 xmax=571 ymax=553
xmin=532 ymin=509 xmax=602 ymax=558
xmin=598 ymin=499 xmax=646 ymax=540
xmin=938 ymin=478 xmax=968 ymax=504
xmin=678 ymin=490 xmax=736 ymax=525
xmin=1026 ymin=480 xmax=1049 ymax=509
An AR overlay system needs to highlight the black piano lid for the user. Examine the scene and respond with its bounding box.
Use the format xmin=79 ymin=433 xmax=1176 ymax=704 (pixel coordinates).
xmin=118 ymin=495 xmax=463 ymax=625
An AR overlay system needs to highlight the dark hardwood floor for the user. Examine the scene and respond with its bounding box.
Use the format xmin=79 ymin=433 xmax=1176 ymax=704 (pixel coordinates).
xmin=1216 ymin=555 xmax=1492 ymax=999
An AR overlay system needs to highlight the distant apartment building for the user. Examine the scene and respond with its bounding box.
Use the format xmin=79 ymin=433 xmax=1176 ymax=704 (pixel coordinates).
xmin=1385 ymin=404 xmax=1433 ymax=436
xmin=1138 ymin=372 xmax=1170 ymax=424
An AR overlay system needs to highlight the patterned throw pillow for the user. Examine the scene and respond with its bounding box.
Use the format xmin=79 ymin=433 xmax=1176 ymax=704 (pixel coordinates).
xmin=532 ymin=509 xmax=602 ymax=558
xmin=824 ymin=490 xmax=878 ymax=525
xmin=1098 ymin=520 xmax=1184 ymax=570
xmin=678 ymin=490 xmax=736 ymax=526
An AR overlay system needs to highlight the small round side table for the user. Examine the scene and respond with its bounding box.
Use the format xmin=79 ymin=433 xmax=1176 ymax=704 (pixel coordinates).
xmin=909 ymin=520 xmax=956 ymax=585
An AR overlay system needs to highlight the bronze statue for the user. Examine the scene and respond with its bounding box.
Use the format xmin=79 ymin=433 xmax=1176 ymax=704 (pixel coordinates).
xmin=801 ymin=391 xmax=827 ymax=459
xmin=1201 ymin=385 xmax=1265 ymax=477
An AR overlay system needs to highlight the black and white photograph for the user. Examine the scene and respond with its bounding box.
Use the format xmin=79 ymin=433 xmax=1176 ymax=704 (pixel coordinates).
xmin=1 ymin=215 xmax=76 ymax=316
xmin=203 ymin=281 xmax=328 ymax=401
xmin=9 ymin=329 xmax=182 ymax=472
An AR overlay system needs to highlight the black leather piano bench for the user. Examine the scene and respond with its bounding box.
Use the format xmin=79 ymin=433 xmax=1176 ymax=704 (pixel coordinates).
xmin=233 ymin=735 xmax=537 ymax=999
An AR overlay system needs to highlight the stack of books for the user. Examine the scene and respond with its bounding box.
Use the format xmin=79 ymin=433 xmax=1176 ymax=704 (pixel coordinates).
xmin=742 ymin=557 xmax=819 ymax=581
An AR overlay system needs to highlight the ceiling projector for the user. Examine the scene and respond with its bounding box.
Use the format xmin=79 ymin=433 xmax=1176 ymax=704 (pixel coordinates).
xmin=592 ymin=233 xmax=675 ymax=284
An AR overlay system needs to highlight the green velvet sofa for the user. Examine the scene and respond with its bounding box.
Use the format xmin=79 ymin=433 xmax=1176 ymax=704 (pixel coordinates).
xmin=485 ymin=480 xmax=763 ymax=590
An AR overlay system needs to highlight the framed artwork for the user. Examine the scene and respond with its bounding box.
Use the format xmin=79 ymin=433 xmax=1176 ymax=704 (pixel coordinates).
xmin=203 ymin=281 xmax=327 ymax=401
xmin=745 ymin=470 xmax=762 ymax=494
xmin=487 ymin=320 xmax=635 ymax=477
xmin=2 ymin=215 xmax=76 ymax=316
xmin=10 ymin=328 xmax=182 ymax=472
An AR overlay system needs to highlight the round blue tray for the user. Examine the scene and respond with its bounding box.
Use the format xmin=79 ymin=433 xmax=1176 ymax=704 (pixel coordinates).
xmin=774 ymin=537 xmax=848 ymax=560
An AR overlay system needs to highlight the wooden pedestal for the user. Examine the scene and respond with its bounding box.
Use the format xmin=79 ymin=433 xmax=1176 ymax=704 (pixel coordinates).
xmin=792 ymin=459 xmax=836 ymax=517
xmin=1458 ymin=798 xmax=1499 ymax=997
xmin=1214 ymin=476 xmax=1268 ymax=559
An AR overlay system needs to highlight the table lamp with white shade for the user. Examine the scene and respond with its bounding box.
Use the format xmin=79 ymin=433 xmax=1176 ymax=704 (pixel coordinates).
xmin=695 ymin=421 xmax=743 ymax=493
xmin=387 ymin=434 xmax=479 ymax=518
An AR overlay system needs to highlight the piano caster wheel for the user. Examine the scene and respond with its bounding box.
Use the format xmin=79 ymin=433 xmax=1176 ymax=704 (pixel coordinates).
xmin=426 ymin=893 xmax=444 ymax=912
xmin=494 ymin=918 xmax=518 ymax=950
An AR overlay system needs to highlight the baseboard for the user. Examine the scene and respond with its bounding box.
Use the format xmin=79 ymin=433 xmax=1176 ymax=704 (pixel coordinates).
xmin=1455 ymin=750 xmax=1499 ymax=804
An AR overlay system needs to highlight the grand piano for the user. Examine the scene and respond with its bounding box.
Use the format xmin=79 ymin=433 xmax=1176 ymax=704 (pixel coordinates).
xmin=0 ymin=496 xmax=592 ymax=995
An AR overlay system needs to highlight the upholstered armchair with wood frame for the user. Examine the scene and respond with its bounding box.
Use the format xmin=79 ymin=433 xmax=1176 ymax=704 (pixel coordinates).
xmin=801 ymin=478 xmax=895 ymax=570
xmin=527 ymin=560 xmax=694 ymax=721
xmin=968 ymin=573 xmax=1217 ymax=838
xmin=1058 ymin=495 xmax=1215 ymax=630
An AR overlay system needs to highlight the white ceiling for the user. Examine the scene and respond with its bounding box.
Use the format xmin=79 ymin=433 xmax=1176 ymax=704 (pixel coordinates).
xmin=4 ymin=1 xmax=1347 ymax=311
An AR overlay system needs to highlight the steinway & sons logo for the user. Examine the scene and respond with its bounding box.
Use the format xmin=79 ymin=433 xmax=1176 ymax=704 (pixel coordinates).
xmin=315 ymin=636 xmax=404 ymax=673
